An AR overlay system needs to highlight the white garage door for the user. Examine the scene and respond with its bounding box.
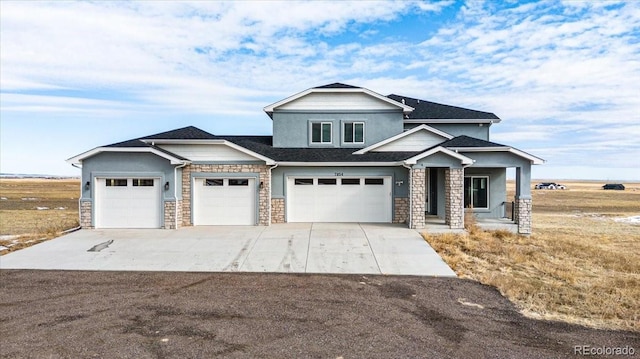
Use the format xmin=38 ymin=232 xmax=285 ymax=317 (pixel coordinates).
xmin=193 ymin=178 xmax=256 ymax=225
xmin=287 ymin=176 xmax=392 ymax=222
xmin=95 ymin=178 xmax=162 ymax=228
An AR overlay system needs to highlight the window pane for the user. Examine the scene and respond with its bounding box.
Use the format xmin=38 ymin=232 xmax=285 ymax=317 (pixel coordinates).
xmin=344 ymin=123 xmax=353 ymax=143
xmin=311 ymin=123 xmax=321 ymax=143
xmin=354 ymin=123 xmax=364 ymax=143
xmin=133 ymin=179 xmax=154 ymax=186
xmin=341 ymin=178 xmax=360 ymax=185
xmin=473 ymin=177 xmax=488 ymax=208
xmin=318 ymin=178 xmax=336 ymax=185
xmin=364 ymin=178 xmax=384 ymax=185
xmin=321 ymin=123 xmax=331 ymax=143
xmin=295 ymin=178 xmax=313 ymax=185
xmin=205 ymin=179 xmax=223 ymax=186
xmin=106 ymin=179 xmax=127 ymax=187
xmin=229 ymin=179 xmax=249 ymax=186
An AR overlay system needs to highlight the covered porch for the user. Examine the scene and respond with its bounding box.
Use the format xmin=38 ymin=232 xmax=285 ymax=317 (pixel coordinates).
xmin=404 ymin=146 xmax=541 ymax=235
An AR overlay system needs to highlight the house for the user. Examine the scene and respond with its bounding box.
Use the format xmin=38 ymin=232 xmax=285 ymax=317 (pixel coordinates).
xmin=67 ymin=83 xmax=544 ymax=234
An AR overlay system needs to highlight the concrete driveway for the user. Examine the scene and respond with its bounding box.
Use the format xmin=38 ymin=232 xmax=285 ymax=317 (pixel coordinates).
xmin=0 ymin=223 xmax=455 ymax=276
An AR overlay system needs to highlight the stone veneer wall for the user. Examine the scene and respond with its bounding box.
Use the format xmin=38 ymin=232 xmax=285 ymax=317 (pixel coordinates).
xmin=410 ymin=168 xmax=425 ymax=229
xmin=393 ymin=197 xmax=409 ymax=224
xmin=444 ymin=168 xmax=464 ymax=229
xmin=164 ymin=201 xmax=176 ymax=229
xmin=271 ymin=198 xmax=285 ymax=224
xmin=516 ymin=197 xmax=532 ymax=234
xmin=80 ymin=200 xmax=93 ymax=228
xmin=181 ymin=164 xmax=270 ymax=226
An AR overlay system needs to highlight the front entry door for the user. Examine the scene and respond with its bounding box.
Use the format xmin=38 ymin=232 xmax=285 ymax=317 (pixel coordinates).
xmin=429 ymin=169 xmax=438 ymax=215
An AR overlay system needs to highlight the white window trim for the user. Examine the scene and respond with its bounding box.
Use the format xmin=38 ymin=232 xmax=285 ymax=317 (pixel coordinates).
xmin=465 ymin=175 xmax=490 ymax=210
xmin=343 ymin=121 xmax=365 ymax=144
xmin=310 ymin=121 xmax=333 ymax=144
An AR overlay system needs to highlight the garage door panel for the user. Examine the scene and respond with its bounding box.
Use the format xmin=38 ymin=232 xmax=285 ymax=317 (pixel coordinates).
xmin=287 ymin=177 xmax=391 ymax=223
xmin=193 ymin=178 xmax=255 ymax=225
xmin=95 ymin=178 xmax=162 ymax=229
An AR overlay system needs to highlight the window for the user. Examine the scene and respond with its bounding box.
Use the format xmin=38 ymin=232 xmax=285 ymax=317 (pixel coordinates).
xmin=311 ymin=122 xmax=332 ymax=143
xmin=464 ymin=176 xmax=488 ymax=209
xmin=344 ymin=122 xmax=364 ymax=143
xmin=132 ymin=179 xmax=154 ymax=187
xmin=105 ymin=179 xmax=127 ymax=187
xmin=229 ymin=179 xmax=249 ymax=186
xmin=294 ymin=178 xmax=314 ymax=185
xmin=364 ymin=178 xmax=384 ymax=185
xmin=341 ymin=178 xmax=360 ymax=185
xmin=204 ymin=179 xmax=224 ymax=186
xmin=318 ymin=178 xmax=337 ymax=185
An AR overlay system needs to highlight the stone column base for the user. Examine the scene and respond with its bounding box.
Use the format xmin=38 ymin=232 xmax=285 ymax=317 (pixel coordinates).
xmin=80 ymin=200 xmax=93 ymax=228
xmin=445 ymin=168 xmax=464 ymax=229
xmin=393 ymin=197 xmax=409 ymax=224
xmin=516 ymin=197 xmax=532 ymax=234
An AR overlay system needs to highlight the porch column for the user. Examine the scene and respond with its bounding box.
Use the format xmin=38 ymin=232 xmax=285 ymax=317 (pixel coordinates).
xmin=409 ymin=168 xmax=426 ymax=229
xmin=514 ymin=165 xmax=532 ymax=234
xmin=444 ymin=167 xmax=464 ymax=229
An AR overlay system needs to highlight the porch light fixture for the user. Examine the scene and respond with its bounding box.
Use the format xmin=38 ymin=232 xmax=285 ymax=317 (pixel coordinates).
xmin=85 ymin=181 xmax=90 ymax=190
xmin=164 ymin=182 xmax=170 ymax=191
xmin=259 ymin=181 xmax=264 ymax=189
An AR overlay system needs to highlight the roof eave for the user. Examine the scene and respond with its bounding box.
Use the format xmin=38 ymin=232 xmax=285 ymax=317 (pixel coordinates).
xmin=448 ymin=147 xmax=545 ymax=165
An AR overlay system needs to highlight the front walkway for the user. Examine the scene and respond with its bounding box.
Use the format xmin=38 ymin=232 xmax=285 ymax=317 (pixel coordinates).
xmin=0 ymin=223 xmax=456 ymax=277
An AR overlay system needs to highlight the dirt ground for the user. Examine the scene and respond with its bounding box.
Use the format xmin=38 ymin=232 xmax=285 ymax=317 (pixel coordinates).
xmin=1 ymin=270 xmax=637 ymax=358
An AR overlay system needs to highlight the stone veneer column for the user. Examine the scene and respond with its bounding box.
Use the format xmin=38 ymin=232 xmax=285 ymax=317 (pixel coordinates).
xmin=516 ymin=197 xmax=532 ymax=234
xmin=513 ymin=196 xmax=520 ymax=224
xmin=80 ymin=200 xmax=93 ymax=228
xmin=271 ymin=198 xmax=285 ymax=223
xmin=393 ymin=197 xmax=409 ymax=224
xmin=444 ymin=168 xmax=464 ymax=229
xmin=164 ymin=201 xmax=176 ymax=229
xmin=181 ymin=164 xmax=270 ymax=226
xmin=410 ymin=168 xmax=426 ymax=229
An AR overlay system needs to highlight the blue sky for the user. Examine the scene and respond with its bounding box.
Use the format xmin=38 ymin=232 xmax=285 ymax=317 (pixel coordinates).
xmin=1 ymin=0 xmax=639 ymax=180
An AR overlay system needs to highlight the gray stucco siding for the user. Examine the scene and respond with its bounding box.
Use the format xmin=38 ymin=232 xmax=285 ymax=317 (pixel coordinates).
xmin=271 ymin=166 xmax=409 ymax=198
xmin=80 ymin=152 xmax=178 ymax=201
xmin=404 ymin=123 xmax=490 ymax=140
xmin=464 ymin=167 xmax=507 ymax=218
xmin=273 ymin=111 xmax=404 ymax=148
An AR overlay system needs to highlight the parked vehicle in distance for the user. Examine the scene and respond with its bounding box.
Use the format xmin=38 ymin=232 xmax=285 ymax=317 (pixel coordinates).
xmin=602 ymin=184 xmax=625 ymax=190
xmin=535 ymin=182 xmax=566 ymax=190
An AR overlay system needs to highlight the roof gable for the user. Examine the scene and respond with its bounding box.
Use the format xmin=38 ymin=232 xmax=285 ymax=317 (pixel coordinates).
xmin=143 ymin=126 xmax=216 ymax=140
xmin=264 ymin=85 xmax=414 ymax=116
xmin=353 ymin=124 xmax=453 ymax=154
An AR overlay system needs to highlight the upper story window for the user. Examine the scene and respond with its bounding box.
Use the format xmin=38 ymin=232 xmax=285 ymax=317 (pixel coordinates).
xmin=311 ymin=122 xmax=332 ymax=144
xmin=343 ymin=122 xmax=364 ymax=144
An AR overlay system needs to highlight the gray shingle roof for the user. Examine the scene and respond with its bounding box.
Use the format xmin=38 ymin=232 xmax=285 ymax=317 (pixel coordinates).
xmin=439 ymin=135 xmax=506 ymax=148
xmin=387 ymin=94 xmax=500 ymax=120
xmin=314 ymin=83 xmax=360 ymax=89
xmin=102 ymin=127 xmax=508 ymax=164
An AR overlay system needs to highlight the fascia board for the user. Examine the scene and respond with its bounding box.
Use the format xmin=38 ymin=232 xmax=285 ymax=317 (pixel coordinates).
xmin=449 ymin=147 xmax=545 ymax=165
xmin=66 ymin=147 xmax=187 ymax=165
xmin=277 ymin=162 xmax=403 ymax=167
xmin=404 ymin=146 xmax=474 ymax=165
xmin=404 ymin=118 xmax=501 ymax=124
xmin=353 ymin=124 xmax=453 ymax=155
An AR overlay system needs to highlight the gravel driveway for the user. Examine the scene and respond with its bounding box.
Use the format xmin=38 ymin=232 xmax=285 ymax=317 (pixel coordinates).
xmin=1 ymin=270 xmax=637 ymax=358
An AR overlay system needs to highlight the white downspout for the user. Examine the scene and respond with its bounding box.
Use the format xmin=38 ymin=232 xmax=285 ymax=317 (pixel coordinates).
xmin=268 ymin=163 xmax=278 ymax=225
xmin=174 ymin=162 xmax=188 ymax=229
xmin=402 ymin=163 xmax=412 ymax=229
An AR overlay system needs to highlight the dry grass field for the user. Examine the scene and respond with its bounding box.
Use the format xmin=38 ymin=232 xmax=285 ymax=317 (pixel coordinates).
xmin=424 ymin=180 xmax=640 ymax=332
xmin=0 ymin=178 xmax=79 ymax=252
